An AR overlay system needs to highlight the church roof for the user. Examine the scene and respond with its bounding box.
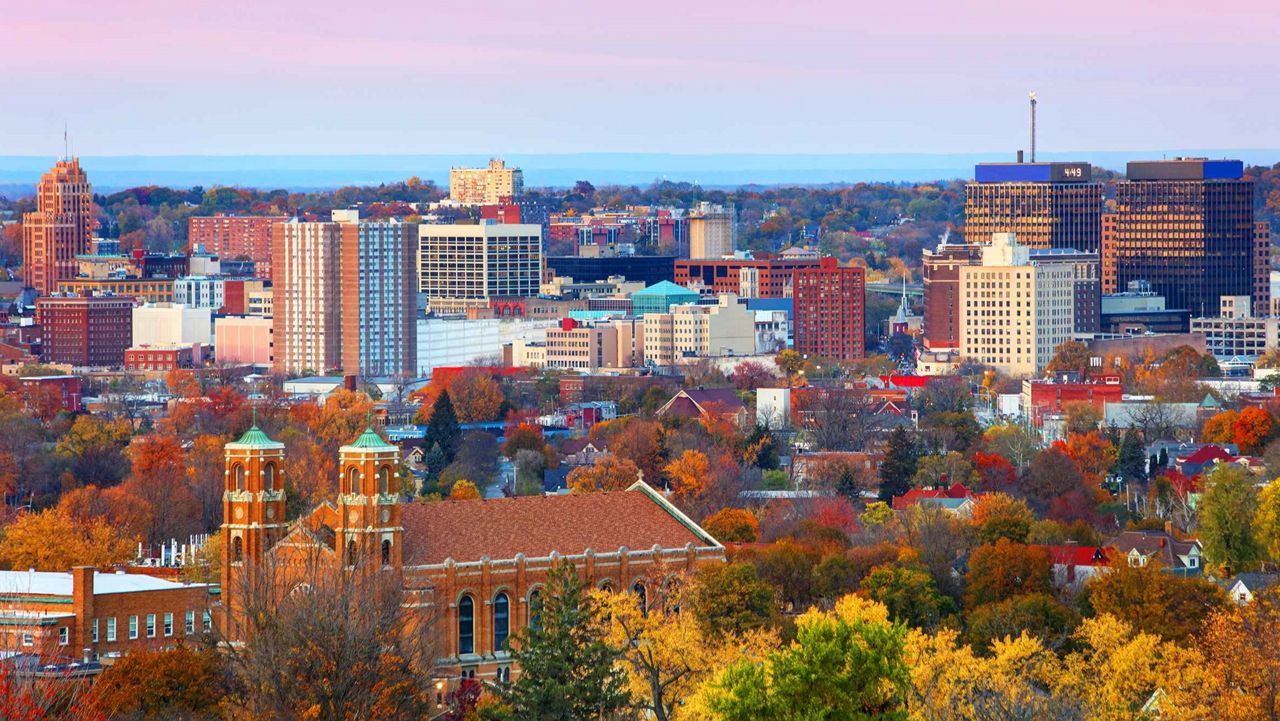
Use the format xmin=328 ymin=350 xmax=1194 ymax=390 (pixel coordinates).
xmin=226 ymin=423 xmax=283 ymax=450
xmin=342 ymin=425 xmax=396 ymax=451
xmin=399 ymin=482 xmax=720 ymax=565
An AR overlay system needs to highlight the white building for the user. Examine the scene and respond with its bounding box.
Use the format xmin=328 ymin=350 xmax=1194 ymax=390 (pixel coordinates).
xmin=688 ymin=202 xmax=735 ymax=259
xmin=416 ymin=316 xmax=558 ymax=376
xmin=959 ymin=233 xmax=1076 ymax=377
xmin=642 ymin=294 xmax=755 ymax=367
xmin=418 ymin=222 xmax=542 ymax=312
xmin=174 ymin=276 xmax=225 ymax=311
xmin=754 ymin=310 xmax=789 ymax=354
xmin=132 ymin=303 xmax=211 ymax=347
xmin=757 ymin=387 xmax=792 ymax=429
xmin=1190 ymin=295 xmax=1280 ymax=360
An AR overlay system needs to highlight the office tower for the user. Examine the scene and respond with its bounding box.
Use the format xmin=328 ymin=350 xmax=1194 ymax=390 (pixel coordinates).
xmin=687 ymin=202 xmax=735 ymax=259
xmin=1103 ymin=159 xmax=1253 ymax=317
xmin=449 ymin=159 xmax=524 ymax=205
xmin=1255 ymin=222 xmax=1272 ymax=316
xmin=418 ymin=223 xmax=542 ymax=313
xmin=338 ymin=213 xmax=418 ymax=377
xmin=1028 ymin=248 xmax=1101 ymax=334
xmin=272 ymin=219 xmax=343 ymax=374
xmin=922 ymin=241 xmax=984 ymax=351
xmin=965 ymin=162 xmax=1102 ymax=252
xmin=188 ymin=215 xmax=286 ymax=279
xmin=792 ymin=258 xmax=865 ymax=362
xmin=22 ymin=158 xmax=95 ymax=295
xmin=959 ymin=233 xmax=1075 ymax=377
xmin=546 ymin=255 xmax=676 ymax=287
xmin=35 ymin=295 xmax=132 ymax=367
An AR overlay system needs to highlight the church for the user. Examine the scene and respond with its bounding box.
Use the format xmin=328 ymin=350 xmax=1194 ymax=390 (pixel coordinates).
xmin=219 ymin=421 xmax=725 ymax=695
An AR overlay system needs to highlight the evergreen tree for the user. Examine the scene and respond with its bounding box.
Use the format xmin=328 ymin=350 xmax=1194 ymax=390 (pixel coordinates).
xmin=500 ymin=560 xmax=629 ymax=720
xmin=878 ymin=427 xmax=919 ymax=503
xmin=419 ymin=443 xmax=450 ymax=497
xmin=423 ymin=391 xmax=461 ymax=463
xmin=1157 ymin=447 xmax=1169 ymax=469
xmin=1115 ymin=429 xmax=1147 ymax=485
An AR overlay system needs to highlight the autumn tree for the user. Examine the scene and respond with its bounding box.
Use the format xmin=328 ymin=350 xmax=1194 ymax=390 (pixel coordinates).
xmin=730 ymin=360 xmax=778 ymax=391
xmin=594 ymin=418 xmax=664 ymax=483
xmin=1062 ymin=400 xmax=1103 ymax=435
xmin=445 ymin=369 xmax=505 ymax=423
xmin=125 ymin=433 xmax=200 ymax=543
xmin=0 ymin=507 xmax=137 ymax=571
xmin=1202 ymin=409 xmax=1240 ymax=444
xmin=963 ymin=593 xmax=1080 ymax=654
xmin=448 ymin=479 xmax=482 ymax=500
xmin=1233 ymin=406 xmax=1275 ymax=454
xmin=1046 ymin=339 xmax=1092 ymax=378
xmin=911 ymin=451 xmax=975 ymax=489
xmin=970 ymin=492 xmax=1035 ymax=544
xmin=1257 ymin=480 xmax=1280 ymax=564
xmin=90 ymin=645 xmax=228 ymax=720
xmin=687 ymin=563 xmax=778 ymax=639
xmin=54 ymin=415 xmax=132 ymax=487
xmin=1198 ymin=464 xmax=1264 ymax=574
xmin=861 ymin=555 xmax=957 ymax=630
xmin=963 ymin=540 xmax=1052 ymax=609
xmin=664 ymin=449 xmax=710 ymax=502
xmin=1086 ymin=559 xmax=1227 ymax=643
xmin=701 ymin=508 xmax=759 ymax=543
xmin=567 ymin=456 xmax=641 ymax=493
xmin=982 ymin=424 xmax=1039 ymax=473
xmin=1200 ymin=591 xmax=1280 ymax=721
xmin=970 ymin=451 xmax=1016 ymax=491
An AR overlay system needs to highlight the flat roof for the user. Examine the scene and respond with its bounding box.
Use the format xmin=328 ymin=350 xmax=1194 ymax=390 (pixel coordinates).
xmin=974 ymin=162 xmax=1093 ymax=183
xmin=1126 ymin=159 xmax=1243 ymax=181
xmin=0 ymin=570 xmax=208 ymax=597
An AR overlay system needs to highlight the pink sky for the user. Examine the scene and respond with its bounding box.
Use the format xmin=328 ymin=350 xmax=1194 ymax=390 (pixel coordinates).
xmin=2 ymin=0 xmax=1277 ymax=155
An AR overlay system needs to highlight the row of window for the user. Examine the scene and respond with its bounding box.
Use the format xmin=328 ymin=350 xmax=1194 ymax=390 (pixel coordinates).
xmin=73 ymin=609 xmax=212 ymax=645
xmin=457 ymin=582 xmax=648 ymax=655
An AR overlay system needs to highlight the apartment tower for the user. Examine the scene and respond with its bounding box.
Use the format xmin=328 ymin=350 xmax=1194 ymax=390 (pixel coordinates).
xmin=448 ymin=159 xmax=524 ymax=205
xmin=417 ymin=222 xmax=542 ymax=313
xmin=792 ymin=258 xmax=865 ymax=362
xmin=687 ymin=202 xmax=735 ymax=259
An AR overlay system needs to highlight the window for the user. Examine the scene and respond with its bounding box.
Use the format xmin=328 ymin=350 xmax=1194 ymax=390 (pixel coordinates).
xmin=146 ymin=614 xmax=156 ymax=638
xmin=107 ymin=618 xmax=117 ymax=642
xmin=529 ymin=589 xmax=543 ymax=630
xmin=493 ymin=592 xmax=510 ymax=652
xmin=346 ymin=539 xmax=358 ymax=567
xmin=22 ymin=633 xmax=32 ymax=647
xmin=185 ymin=610 xmax=195 ymax=635
xmin=234 ymin=464 xmax=246 ymax=492
xmin=458 ymin=595 xmax=475 ymax=654
xmin=92 ymin=618 xmax=99 ymax=643
xmin=202 ymin=610 xmax=211 ymax=632
xmin=263 ymin=463 xmax=275 ymax=492
xmin=348 ymin=467 xmax=360 ymax=494
xmin=164 ymin=613 xmax=173 ymax=637
xmin=381 ymin=539 xmax=392 ymax=567
xmin=233 ymin=536 xmax=243 ymax=564
xmin=378 ymin=467 xmax=390 ymax=494
xmin=129 ymin=616 xmax=138 ymax=640
xmin=59 ymin=627 xmax=68 ymax=645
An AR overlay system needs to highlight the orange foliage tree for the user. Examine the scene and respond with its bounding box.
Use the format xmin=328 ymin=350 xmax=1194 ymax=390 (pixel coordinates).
xmin=0 ymin=507 xmax=137 ymax=571
xmin=567 ymin=456 xmax=641 ymax=493
xmin=1202 ymin=409 xmax=1240 ymax=445
xmin=89 ymin=645 xmax=227 ymax=719
xmin=124 ymin=433 xmax=200 ymax=543
xmin=664 ymin=449 xmax=710 ymax=502
xmin=1232 ymin=407 xmax=1275 ymax=454
xmin=701 ymin=508 xmax=759 ymax=543
xmin=963 ymin=539 xmax=1052 ymax=609
xmin=413 ymin=370 xmax=504 ymax=424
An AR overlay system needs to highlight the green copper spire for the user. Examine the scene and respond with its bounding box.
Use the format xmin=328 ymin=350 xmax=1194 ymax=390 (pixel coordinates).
xmin=228 ymin=407 xmax=283 ymax=449
xmin=346 ymin=422 xmax=395 ymax=450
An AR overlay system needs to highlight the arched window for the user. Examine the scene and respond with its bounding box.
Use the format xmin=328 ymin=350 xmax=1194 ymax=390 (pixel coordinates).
xmin=599 ymin=580 xmax=614 ymax=592
xmin=346 ymin=539 xmax=358 ymax=567
xmin=528 ymin=589 xmax=543 ymax=630
xmin=378 ymin=467 xmax=390 ymax=495
xmin=232 ymin=536 xmax=243 ymax=564
xmin=347 ymin=467 xmax=360 ymax=494
xmin=458 ymin=596 xmax=475 ymax=654
xmin=632 ymin=581 xmax=648 ymax=615
xmin=493 ymin=592 xmax=510 ymax=652
xmin=234 ymin=465 xmax=246 ymax=492
xmin=263 ymin=463 xmax=275 ymax=492
xmin=381 ymin=539 xmax=392 ymax=567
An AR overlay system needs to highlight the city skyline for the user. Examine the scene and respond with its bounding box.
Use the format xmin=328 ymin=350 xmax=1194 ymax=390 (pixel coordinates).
xmin=4 ymin=0 xmax=1278 ymax=157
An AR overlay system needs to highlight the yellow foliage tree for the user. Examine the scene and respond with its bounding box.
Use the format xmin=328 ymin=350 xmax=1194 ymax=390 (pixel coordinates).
xmin=567 ymin=456 xmax=641 ymax=494
xmin=664 ymin=450 xmax=710 ymax=503
xmin=0 ymin=507 xmax=138 ymax=570
xmin=448 ymin=479 xmax=482 ymax=500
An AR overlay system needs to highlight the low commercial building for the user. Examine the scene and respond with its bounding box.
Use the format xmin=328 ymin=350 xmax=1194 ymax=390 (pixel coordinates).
xmin=643 ymin=295 xmax=755 ymax=367
xmin=1100 ymin=281 xmax=1190 ymax=335
xmin=56 ymin=278 xmax=174 ymax=304
xmin=174 ymin=276 xmax=225 ymax=311
xmin=124 ymin=344 xmax=203 ymax=372
xmin=1190 ymin=295 xmax=1280 ymax=360
xmin=417 ymin=316 xmax=560 ymax=376
xmin=1021 ymin=376 xmax=1125 ymax=427
xmin=133 ymin=303 xmax=212 ymax=348
xmin=214 ymin=316 xmax=274 ymax=367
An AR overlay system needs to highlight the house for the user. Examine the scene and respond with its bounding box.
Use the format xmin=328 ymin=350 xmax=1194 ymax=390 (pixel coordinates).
xmin=1041 ymin=544 xmax=1112 ymax=589
xmin=656 ymin=388 xmax=747 ymax=426
xmin=1175 ymin=444 xmax=1239 ymax=478
xmin=1106 ymin=529 xmax=1204 ymax=576
xmin=220 ymin=423 xmax=725 ymax=709
xmin=559 ymin=437 xmax=608 ymax=467
xmin=891 ymin=483 xmax=980 ymax=517
xmin=1227 ymin=572 xmax=1280 ymax=605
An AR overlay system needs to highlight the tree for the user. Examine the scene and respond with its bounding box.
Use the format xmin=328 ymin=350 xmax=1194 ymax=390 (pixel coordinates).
xmin=1200 ymin=591 xmax=1280 ymax=721
xmin=664 ymin=449 xmax=710 ymax=503
xmin=970 ymin=493 xmax=1035 ymax=544
xmin=983 ymin=424 xmax=1039 ymax=472
xmin=730 ymin=360 xmax=779 ymax=391
xmin=1020 ymin=446 xmax=1088 ymax=520
xmin=1046 ymin=339 xmax=1092 ymax=377
xmin=964 ymin=540 xmax=1052 ymax=609
xmin=448 ymin=480 xmax=482 ymax=500
xmin=0 ymin=507 xmax=137 ymax=571
xmin=1202 ymin=409 xmax=1240 ymax=444
xmin=446 ymin=370 xmax=505 ymax=423
xmin=687 ymin=563 xmax=778 ymax=639
xmin=1086 ymin=559 xmax=1227 ymax=643
xmin=1233 ymin=406 xmax=1275 ymax=454
xmin=54 ymin=415 xmax=131 ymax=487
xmin=125 ymin=433 xmax=201 ymax=543
xmin=911 ymin=451 xmax=975 ymax=489
xmin=1114 ymin=428 xmax=1147 ymax=485
xmin=861 ymin=556 xmax=957 ymax=630
xmin=502 ymin=422 xmax=547 ymax=459
xmin=422 ymin=390 xmax=461 ymax=462
xmin=1257 ymin=481 xmax=1280 ymax=564
xmin=970 ymin=451 xmax=1016 ymax=491
xmin=500 ymin=560 xmax=629 ymax=720
xmin=697 ymin=596 xmax=910 ymax=721
xmin=566 ymin=456 xmax=641 ymax=493
xmin=964 ymin=593 xmax=1080 ymax=654
xmin=702 ymin=508 xmax=759 ymax=543
xmin=794 ymin=385 xmax=886 ymax=452
xmin=878 ymin=427 xmax=919 ymax=502
xmin=90 ymin=645 xmax=227 ymax=720
xmin=1198 ymin=464 xmax=1263 ymax=575
xmin=1062 ymin=400 xmax=1103 ymax=435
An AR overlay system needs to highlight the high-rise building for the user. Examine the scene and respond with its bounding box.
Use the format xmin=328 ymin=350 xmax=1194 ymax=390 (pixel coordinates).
xmin=687 ymin=203 xmax=735 ymax=259
xmin=965 ymin=162 xmax=1102 ymax=252
xmin=338 ymin=213 xmax=418 ymax=378
xmin=792 ymin=258 xmax=865 ymax=362
xmin=35 ymin=295 xmax=132 ymax=367
xmin=272 ymin=219 xmax=343 ymax=374
xmin=642 ymin=295 xmax=756 ymax=366
xmin=417 ymin=223 xmax=542 ymax=312
xmin=959 ymin=233 xmax=1076 ymax=377
xmin=1102 ymin=159 xmax=1254 ymax=317
xmin=22 ymin=158 xmax=95 ymax=295
xmin=1028 ymin=248 xmax=1101 ymax=334
xmin=922 ymin=241 xmax=984 ymax=351
xmin=188 ymin=215 xmax=286 ymax=279
xmin=448 ymin=159 xmax=524 ymax=205
xmin=1255 ymin=222 xmax=1272 ymax=317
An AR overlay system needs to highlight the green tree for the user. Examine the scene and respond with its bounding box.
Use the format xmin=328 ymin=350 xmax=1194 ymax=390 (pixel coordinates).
xmin=860 ymin=558 xmax=957 ymax=630
xmin=688 ymin=563 xmax=778 ymax=639
xmin=963 ymin=593 xmax=1080 ymax=654
xmin=878 ymin=427 xmax=919 ymax=503
xmin=1115 ymin=429 xmax=1147 ymax=485
xmin=422 ymin=391 xmax=461 ymax=462
xmin=1198 ymin=464 xmax=1263 ymax=574
xmin=702 ymin=597 xmax=910 ymax=721
xmin=500 ymin=560 xmax=629 ymax=720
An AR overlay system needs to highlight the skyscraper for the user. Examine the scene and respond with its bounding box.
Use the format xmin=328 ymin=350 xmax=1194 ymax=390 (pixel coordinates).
xmin=687 ymin=202 xmax=735 ymax=259
xmin=338 ymin=212 xmax=418 ymax=378
xmin=188 ymin=215 xmax=287 ymax=279
xmin=448 ymin=159 xmax=524 ymax=205
xmin=23 ymin=158 xmax=95 ymax=295
xmin=965 ymin=162 xmax=1102 ymax=252
xmin=418 ymin=222 xmax=543 ymax=313
xmin=792 ymin=258 xmax=865 ymax=362
xmin=1103 ymin=159 xmax=1254 ymax=317
xmin=272 ymin=219 xmax=343 ymax=374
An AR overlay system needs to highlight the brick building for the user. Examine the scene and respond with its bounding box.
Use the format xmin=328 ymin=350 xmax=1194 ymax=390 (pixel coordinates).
xmin=1021 ymin=376 xmax=1125 ymax=427
xmin=35 ymin=295 xmax=133 ymax=367
xmin=220 ymin=424 xmax=724 ymax=702
xmin=921 ymin=241 xmax=983 ymax=351
xmin=0 ymin=567 xmax=213 ymax=660
xmin=188 ymin=215 xmax=286 ymax=279
xmin=675 ymin=254 xmax=820 ymax=298
xmin=792 ymin=258 xmax=865 ymax=362
xmin=124 ymin=344 xmax=202 ymax=372
xmin=22 ymin=158 xmax=95 ymax=296
xmin=18 ymin=375 xmax=83 ymax=414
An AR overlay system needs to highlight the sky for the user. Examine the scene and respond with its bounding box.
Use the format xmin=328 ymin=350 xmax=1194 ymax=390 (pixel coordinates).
xmin=2 ymin=0 xmax=1278 ymax=157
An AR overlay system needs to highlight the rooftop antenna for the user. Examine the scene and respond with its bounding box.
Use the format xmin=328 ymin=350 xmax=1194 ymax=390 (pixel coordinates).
xmin=63 ymin=122 xmax=68 ymax=161
xmin=1028 ymin=92 xmax=1037 ymax=163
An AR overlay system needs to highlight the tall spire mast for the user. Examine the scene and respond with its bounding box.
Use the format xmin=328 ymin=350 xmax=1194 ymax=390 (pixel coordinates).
xmin=1028 ymin=92 xmax=1037 ymax=163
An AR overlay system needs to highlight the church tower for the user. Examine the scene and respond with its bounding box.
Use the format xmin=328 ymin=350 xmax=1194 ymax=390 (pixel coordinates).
xmin=221 ymin=419 xmax=287 ymax=634
xmin=335 ymin=425 xmax=403 ymax=571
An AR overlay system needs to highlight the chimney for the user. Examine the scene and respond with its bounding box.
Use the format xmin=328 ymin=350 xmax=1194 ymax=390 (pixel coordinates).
xmin=71 ymin=566 xmax=94 ymax=653
xmin=1017 ymin=150 xmax=1025 ymax=163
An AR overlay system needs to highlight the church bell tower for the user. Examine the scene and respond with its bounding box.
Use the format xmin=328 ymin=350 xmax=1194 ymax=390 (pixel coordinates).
xmin=335 ymin=424 xmax=403 ymax=571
